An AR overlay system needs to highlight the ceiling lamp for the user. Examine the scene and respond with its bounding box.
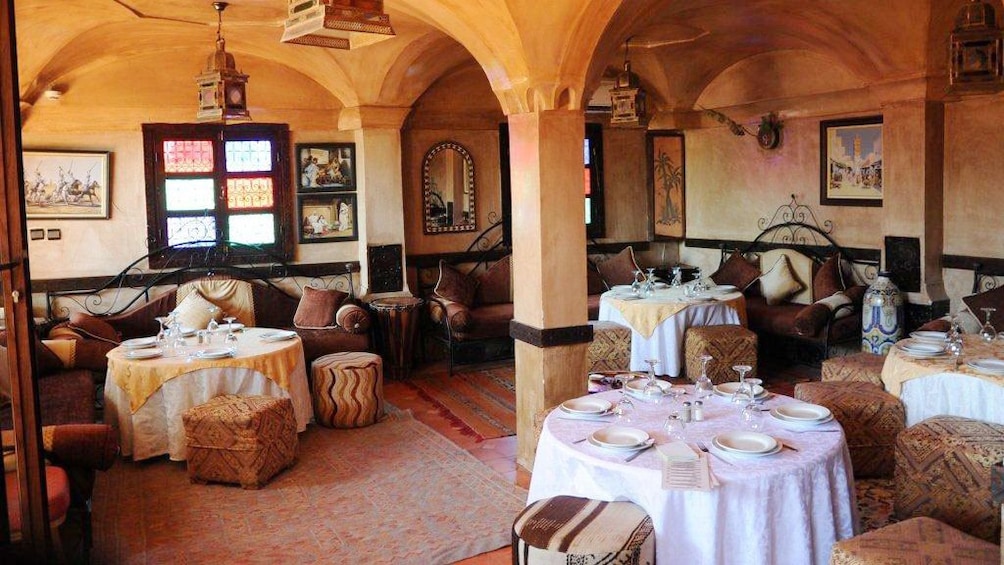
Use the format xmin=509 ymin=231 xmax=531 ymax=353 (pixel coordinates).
xmin=281 ymin=0 xmax=395 ymax=50
xmin=609 ymin=37 xmax=647 ymax=127
xmin=949 ymin=0 xmax=1004 ymax=91
xmin=196 ymin=2 xmax=250 ymax=123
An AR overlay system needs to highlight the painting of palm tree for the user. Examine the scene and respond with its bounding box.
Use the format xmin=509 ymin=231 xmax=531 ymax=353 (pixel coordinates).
xmin=650 ymin=133 xmax=685 ymax=239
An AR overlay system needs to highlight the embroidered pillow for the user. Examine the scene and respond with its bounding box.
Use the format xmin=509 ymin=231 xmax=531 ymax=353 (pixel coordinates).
xmin=813 ymin=254 xmax=846 ymax=300
xmin=711 ymin=252 xmax=761 ymax=290
xmin=596 ymin=247 xmax=641 ymax=287
xmin=293 ymin=286 xmax=349 ymax=329
xmin=758 ymin=254 xmax=805 ymax=306
xmin=172 ymin=290 xmax=222 ymax=331
xmin=434 ymin=261 xmax=478 ymax=307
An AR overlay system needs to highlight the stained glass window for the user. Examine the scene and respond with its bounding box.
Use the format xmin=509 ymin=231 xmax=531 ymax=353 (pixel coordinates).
xmin=167 ymin=216 xmax=216 ymax=247
xmin=165 ymin=178 xmax=216 ymax=211
xmin=225 ymin=140 xmax=272 ymax=173
xmin=163 ymin=140 xmax=214 ymax=173
xmin=226 ymin=178 xmax=274 ymax=209
xmin=229 ymin=214 xmax=275 ymax=245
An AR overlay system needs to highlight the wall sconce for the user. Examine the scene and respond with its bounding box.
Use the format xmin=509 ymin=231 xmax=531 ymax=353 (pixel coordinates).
xmin=702 ymin=107 xmax=783 ymax=150
xmin=949 ymin=0 xmax=1004 ymax=91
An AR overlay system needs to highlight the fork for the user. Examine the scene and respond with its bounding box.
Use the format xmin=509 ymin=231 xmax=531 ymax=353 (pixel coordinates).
xmin=697 ymin=440 xmax=734 ymax=467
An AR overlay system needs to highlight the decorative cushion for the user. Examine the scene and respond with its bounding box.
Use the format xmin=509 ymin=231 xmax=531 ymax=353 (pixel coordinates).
xmin=434 ymin=261 xmax=478 ymax=307
xmin=475 ymin=255 xmax=512 ymax=305
xmin=512 ymin=495 xmax=655 ymax=565
xmin=587 ymin=321 xmax=631 ymax=373
xmin=293 ymin=286 xmax=348 ymax=329
xmin=683 ymin=325 xmax=757 ymax=384
xmin=963 ymin=285 xmax=1004 ymax=331
xmin=334 ymin=303 xmax=370 ymax=334
xmin=310 ymin=352 xmax=385 ymax=428
xmin=795 ymin=381 xmax=905 ymax=478
xmin=172 ymin=291 xmax=222 ymax=331
xmin=429 ymin=299 xmax=472 ymax=331
xmin=793 ymin=292 xmax=853 ymax=337
xmin=821 ymin=352 xmax=885 ymax=386
xmin=68 ymin=311 xmax=121 ymax=344
xmin=586 ymin=264 xmax=608 ymax=295
xmin=758 ymin=254 xmax=804 ymax=306
xmin=711 ymin=251 xmax=761 ymax=290
xmin=596 ymin=247 xmax=641 ymax=287
xmin=812 ymin=254 xmax=845 ymax=300
xmin=830 ymin=516 xmax=999 ymax=565
xmin=5 ymin=466 xmax=71 ymax=536
xmin=895 ymin=415 xmax=1004 ymax=542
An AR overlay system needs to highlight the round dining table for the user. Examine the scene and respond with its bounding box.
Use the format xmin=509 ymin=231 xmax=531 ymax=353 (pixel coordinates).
xmin=528 ymin=386 xmax=858 ymax=565
xmin=598 ymin=286 xmax=747 ymax=376
xmin=104 ymin=327 xmax=313 ymax=461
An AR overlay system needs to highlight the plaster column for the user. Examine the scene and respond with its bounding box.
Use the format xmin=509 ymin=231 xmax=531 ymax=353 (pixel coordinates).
xmin=339 ymin=106 xmax=412 ymax=297
xmin=882 ymin=100 xmax=948 ymax=319
xmin=507 ymin=109 xmax=590 ymax=469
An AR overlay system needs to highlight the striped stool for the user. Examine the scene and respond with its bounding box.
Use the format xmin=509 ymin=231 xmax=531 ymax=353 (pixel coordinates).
xmin=795 ymin=381 xmax=905 ymax=478
xmin=896 ymin=416 xmax=1004 ymax=542
xmin=587 ymin=321 xmax=631 ymax=373
xmin=821 ymin=352 xmax=885 ymax=386
xmin=683 ymin=324 xmax=757 ymax=384
xmin=311 ymin=352 xmax=385 ymax=428
xmin=830 ymin=516 xmax=999 ymax=564
xmin=512 ymin=496 xmax=655 ymax=565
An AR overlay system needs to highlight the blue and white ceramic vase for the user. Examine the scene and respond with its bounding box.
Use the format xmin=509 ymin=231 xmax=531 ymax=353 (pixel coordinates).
xmin=861 ymin=271 xmax=904 ymax=354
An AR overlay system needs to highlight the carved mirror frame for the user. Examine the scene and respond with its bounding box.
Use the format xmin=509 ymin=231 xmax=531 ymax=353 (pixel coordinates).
xmin=422 ymin=141 xmax=476 ymax=234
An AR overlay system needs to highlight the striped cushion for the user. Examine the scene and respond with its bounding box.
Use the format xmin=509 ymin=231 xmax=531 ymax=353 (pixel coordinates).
xmin=512 ymin=496 xmax=655 ymax=565
xmin=895 ymin=416 xmax=1004 ymax=542
xmin=684 ymin=325 xmax=757 ymax=384
xmin=830 ymin=517 xmax=999 ymax=564
xmin=821 ymin=352 xmax=885 ymax=386
xmin=311 ymin=352 xmax=385 ymax=428
xmin=587 ymin=321 xmax=631 ymax=373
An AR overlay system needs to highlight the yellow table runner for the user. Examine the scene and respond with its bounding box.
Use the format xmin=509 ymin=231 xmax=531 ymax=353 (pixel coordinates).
xmin=604 ymin=290 xmax=746 ymax=338
xmin=107 ymin=328 xmax=303 ymax=413
xmin=881 ymin=335 xmax=1004 ymax=396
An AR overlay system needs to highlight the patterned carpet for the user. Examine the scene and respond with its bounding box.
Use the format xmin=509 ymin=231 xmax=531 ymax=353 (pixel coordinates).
xmin=400 ymin=363 xmax=516 ymax=441
xmin=90 ymin=410 xmax=527 ymax=564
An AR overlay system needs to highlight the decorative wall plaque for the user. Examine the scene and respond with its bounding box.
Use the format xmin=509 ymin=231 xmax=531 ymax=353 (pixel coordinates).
xmin=368 ymin=244 xmax=403 ymax=293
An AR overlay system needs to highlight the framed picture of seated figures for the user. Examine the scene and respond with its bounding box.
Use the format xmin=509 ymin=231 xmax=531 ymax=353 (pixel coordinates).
xmin=298 ymin=193 xmax=358 ymax=243
xmin=648 ymin=131 xmax=685 ymax=239
xmin=820 ymin=116 xmax=883 ymax=207
xmin=22 ymin=150 xmax=111 ymax=219
xmin=296 ymin=143 xmax=355 ymax=192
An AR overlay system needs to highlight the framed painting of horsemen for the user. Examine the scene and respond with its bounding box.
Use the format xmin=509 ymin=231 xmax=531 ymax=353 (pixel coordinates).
xmin=296 ymin=143 xmax=355 ymax=192
xmin=22 ymin=150 xmax=111 ymax=219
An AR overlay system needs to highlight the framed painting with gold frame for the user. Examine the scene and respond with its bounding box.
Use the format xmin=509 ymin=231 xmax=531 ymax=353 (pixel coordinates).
xmin=648 ymin=131 xmax=685 ymax=240
xmin=298 ymin=193 xmax=358 ymax=243
xmin=22 ymin=150 xmax=111 ymax=219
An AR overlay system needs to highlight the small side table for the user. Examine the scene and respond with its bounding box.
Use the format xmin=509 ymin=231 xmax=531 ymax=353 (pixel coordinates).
xmin=369 ymin=296 xmax=424 ymax=379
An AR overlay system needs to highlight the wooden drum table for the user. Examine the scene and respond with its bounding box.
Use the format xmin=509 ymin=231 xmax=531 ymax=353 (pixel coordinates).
xmin=370 ymin=296 xmax=424 ymax=379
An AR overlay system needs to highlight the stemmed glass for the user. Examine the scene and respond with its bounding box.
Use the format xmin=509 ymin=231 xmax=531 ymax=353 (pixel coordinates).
xmin=947 ymin=311 xmax=965 ymax=369
xmin=154 ymin=315 xmax=171 ymax=345
xmin=642 ymin=359 xmax=664 ymax=404
xmin=644 ymin=268 xmax=657 ymax=297
xmin=740 ymin=394 xmax=765 ymax=430
xmin=612 ymin=373 xmax=635 ymax=423
xmin=630 ymin=270 xmax=643 ymax=296
xmin=979 ymin=307 xmax=997 ymax=343
xmin=671 ymin=266 xmax=682 ymax=287
xmin=223 ymin=314 xmax=239 ymax=349
xmin=731 ymin=364 xmax=753 ymax=405
xmin=695 ymin=354 xmax=714 ymax=400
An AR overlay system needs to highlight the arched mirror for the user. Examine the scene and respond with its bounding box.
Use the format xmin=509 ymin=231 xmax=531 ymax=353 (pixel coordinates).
xmin=423 ymin=141 xmax=476 ymax=234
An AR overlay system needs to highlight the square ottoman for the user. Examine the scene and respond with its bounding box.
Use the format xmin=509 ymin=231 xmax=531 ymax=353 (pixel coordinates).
xmin=683 ymin=324 xmax=757 ymax=384
xmin=183 ymin=394 xmax=298 ymax=489
xmin=587 ymin=321 xmax=631 ymax=373
xmin=820 ymin=352 xmax=885 ymax=386
xmin=830 ymin=516 xmax=999 ymax=564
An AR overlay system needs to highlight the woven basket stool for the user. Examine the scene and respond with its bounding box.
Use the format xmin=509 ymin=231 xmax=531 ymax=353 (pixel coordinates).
xmin=795 ymin=381 xmax=905 ymax=478
xmin=587 ymin=321 xmax=631 ymax=373
xmin=183 ymin=395 xmax=298 ymax=489
xmin=895 ymin=416 xmax=1004 ymax=542
xmin=512 ymin=495 xmax=655 ymax=565
xmin=311 ymin=352 xmax=385 ymax=428
xmin=821 ymin=352 xmax=885 ymax=386
xmin=830 ymin=516 xmax=999 ymax=564
xmin=683 ymin=324 xmax=757 ymax=384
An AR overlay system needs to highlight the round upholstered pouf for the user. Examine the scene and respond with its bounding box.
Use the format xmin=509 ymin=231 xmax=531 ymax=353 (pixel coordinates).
xmin=310 ymin=352 xmax=385 ymax=428
xmin=683 ymin=324 xmax=757 ymax=384
xmin=795 ymin=381 xmax=905 ymax=478
xmin=512 ymin=496 xmax=655 ymax=565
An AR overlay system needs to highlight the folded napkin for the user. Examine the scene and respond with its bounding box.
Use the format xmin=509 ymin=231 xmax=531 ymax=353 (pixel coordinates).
xmin=658 ymin=441 xmax=716 ymax=490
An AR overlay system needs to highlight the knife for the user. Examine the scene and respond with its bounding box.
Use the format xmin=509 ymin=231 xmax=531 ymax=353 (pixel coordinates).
xmin=624 ymin=443 xmax=655 ymax=462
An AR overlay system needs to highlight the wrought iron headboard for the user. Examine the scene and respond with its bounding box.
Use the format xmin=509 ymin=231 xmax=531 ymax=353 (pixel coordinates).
xmin=45 ymin=241 xmax=356 ymax=320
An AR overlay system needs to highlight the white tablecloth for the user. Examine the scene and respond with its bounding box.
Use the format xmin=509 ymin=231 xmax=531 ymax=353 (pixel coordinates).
xmin=529 ymin=388 xmax=858 ymax=565
xmin=898 ymin=373 xmax=1004 ymax=426
xmin=104 ymin=329 xmax=313 ymax=461
xmin=598 ymin=291 xmax=743 ymax=376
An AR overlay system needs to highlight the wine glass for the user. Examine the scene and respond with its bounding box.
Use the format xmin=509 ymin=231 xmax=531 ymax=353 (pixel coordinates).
xmin=612 ymin=373 xmax=635 ymax=423
xmin=980 ymin=307 xmax=997 ymax=342
xmin=695 ymin=354 xmax=714 ymax=400
xmin=154 ymin=315 xmax=171 ymax=344
xmin=644 ymin=268 xmax=657 ymax=297
xmin=642 ymin=359 xmax=664 ymax=404
xmin=223 ymin=314 xmax=237 ymax=333
xmin=671 ymin=266 xmax=682 ymax=287
xmin=740 ymin=398 xmax=765 ymax=430
xmin=731 ymin=364 xmax=753 ymax=404
xmin=630 ymin=270 xmax=643 ymax=296
xmin=224 ymin=315 xmax=240 ymax=349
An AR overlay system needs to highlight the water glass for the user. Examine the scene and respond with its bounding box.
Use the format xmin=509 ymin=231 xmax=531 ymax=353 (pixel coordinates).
xmin=664 ymin=413 xmax=687 ymax=441
xmin=740 ymin=401 xmax=764 ymax=431
xmin=695 ymin=354 xmax=714 ymax=400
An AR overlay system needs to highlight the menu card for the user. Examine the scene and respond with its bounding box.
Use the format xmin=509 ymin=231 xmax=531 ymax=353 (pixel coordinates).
xmin=657 ymin=441 xmax=716 ymax=491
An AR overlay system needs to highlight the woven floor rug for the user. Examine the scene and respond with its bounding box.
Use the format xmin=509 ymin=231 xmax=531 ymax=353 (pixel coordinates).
xmin=90 ymin=411 xmax=527 ymax=564
xmin=403 ymin=363 xmax=517 ymax=441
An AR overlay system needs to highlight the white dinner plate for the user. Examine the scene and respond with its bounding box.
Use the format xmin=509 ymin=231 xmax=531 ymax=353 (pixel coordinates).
xmin=713 ymin=284 xmax=738 ymax=292
xmin=177 ymin=327 xmax=197 ymax=337
xmin=772 ymin=403 xmax=832 ymax=422
xmin=587 ymin=436 xmax=654 ymax=452
xmin=653 ymin=282 xmax=669 ymax=289
xmin=896 ymin=339 xmax=945 ymax=355
xmin=214 ymin=322 xmax=245 ymax=332
xmin=624 ymin=379 xmax=673 ymax=396
xmin=611 ymin=285 xmax=633 ymax=291
xmin=590 ymin=426 xmax=650 ymax=449
xmin=966 ymin=358 xmax=1004 ymax=375
xmin=560 ymin=397 xmax=613 ymax=415
xmin=713 ymin=381 xmax=767 ymax=398
xmin=124 ymin=348 xmax=163 ymax=360
xmin=196 ymin=347 xmax=234 ymax=359
xmin=712 ymin=431 xmax=778 ymax=455
xmin=260 ymin=330 xmax=297 ymax=342
xmin=121 ymin=337 xmax=158 ymax=350
xmin=909 ymin=331 xmax=947 ymax=343
xmin=768 ymin=411 xmax=835 ymax=430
